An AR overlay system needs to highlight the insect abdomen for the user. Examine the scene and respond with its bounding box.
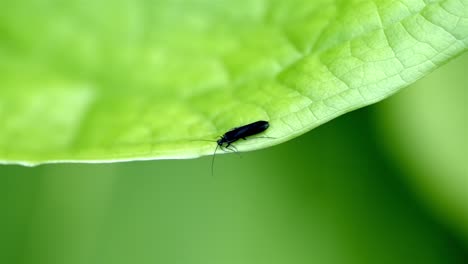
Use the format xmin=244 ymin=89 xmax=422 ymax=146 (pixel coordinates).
xmin=223 ymin=120 xmax=269 ymax=143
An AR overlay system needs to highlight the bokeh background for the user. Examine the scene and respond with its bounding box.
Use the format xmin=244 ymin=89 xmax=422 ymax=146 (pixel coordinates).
xmin=1 ymin=53 xmax=467 ymax=263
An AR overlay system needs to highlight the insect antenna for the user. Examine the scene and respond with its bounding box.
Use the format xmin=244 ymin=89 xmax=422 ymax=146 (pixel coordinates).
xmin=211 ymin=143 xmax=220 ymax=177
xmin=190 ymin=139 xmax=217 ymax=143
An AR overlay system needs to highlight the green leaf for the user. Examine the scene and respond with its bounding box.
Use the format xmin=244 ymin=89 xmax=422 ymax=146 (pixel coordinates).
xmin=1 ymin=0 xmax=467 ymax=165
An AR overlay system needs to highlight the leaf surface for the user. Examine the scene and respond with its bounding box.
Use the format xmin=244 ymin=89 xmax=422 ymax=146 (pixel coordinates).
xmin=1 ymin=0 xmax=467 ymax=164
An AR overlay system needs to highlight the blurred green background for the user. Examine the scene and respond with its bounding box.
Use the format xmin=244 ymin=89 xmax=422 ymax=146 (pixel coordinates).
xmin=1 ymin=53 xmax=467 ymax=263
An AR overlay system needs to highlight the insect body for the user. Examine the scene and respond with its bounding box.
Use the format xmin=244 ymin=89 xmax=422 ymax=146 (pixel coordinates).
xmin=211 ymin=120 xmax=270 ymax=175
xmin=217 ymin=120 xmax=270 ymax=150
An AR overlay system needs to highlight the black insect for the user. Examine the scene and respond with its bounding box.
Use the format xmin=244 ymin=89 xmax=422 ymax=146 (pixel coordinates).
xmin=216 ymin=120 xmax=270 ymax=150
xmin=211 ymin=120 xmax=270 ymax=175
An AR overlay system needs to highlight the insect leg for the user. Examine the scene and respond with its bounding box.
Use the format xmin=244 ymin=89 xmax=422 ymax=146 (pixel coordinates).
xmin=224 ymin=145 xmax=242 ymax=158
xmin=227 ymin=144 xmax=238 ymax=152
xmin=219 ymin=145 xmax=228 ymax=152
